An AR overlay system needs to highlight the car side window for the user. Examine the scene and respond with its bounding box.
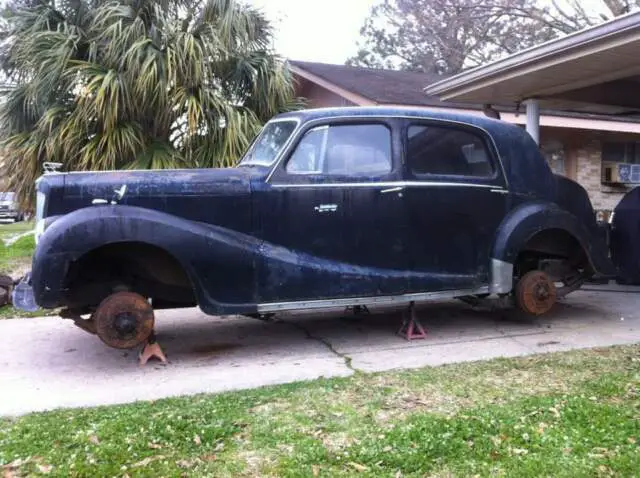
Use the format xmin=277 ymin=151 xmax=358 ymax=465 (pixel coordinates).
xmin=407 ymin=125 xmax=494 ymax=178
xmin=286 ymin=124 xmax=392 ymax=176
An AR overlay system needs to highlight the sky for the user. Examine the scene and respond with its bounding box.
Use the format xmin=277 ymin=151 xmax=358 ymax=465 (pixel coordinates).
xmin=247 ymin=0 xmax=615 ymax=66
xmin=247 ymin=0 xmax=377 ymax=64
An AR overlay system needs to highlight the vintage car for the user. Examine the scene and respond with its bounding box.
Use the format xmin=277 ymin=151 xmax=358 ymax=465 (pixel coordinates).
xmin=15 ymin=106 xmax=626 ymax=354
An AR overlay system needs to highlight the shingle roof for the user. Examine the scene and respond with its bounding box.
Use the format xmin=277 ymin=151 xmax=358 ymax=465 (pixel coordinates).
xmin=289 ymin=60 xmax=463 ymax=108
xmin=288 ymin=60 xmax=640 ymax=124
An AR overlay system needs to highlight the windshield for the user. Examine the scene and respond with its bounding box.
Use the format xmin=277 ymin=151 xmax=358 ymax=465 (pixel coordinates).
xmin=0 ymin=192 xmax=15 ymax=202
xmin=239 ymin=119 xmax=298 ymax=166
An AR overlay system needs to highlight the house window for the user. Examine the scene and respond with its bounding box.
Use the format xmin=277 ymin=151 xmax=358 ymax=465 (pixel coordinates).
xmin=602 ymin=141 xmax=640 ymax=164
xmin=540 ymin=139 xmax=566 ymax=175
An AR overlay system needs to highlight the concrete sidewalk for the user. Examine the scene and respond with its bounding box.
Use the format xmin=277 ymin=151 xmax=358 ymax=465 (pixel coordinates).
xmin=0 ymin=289 xmax=638 ymax=417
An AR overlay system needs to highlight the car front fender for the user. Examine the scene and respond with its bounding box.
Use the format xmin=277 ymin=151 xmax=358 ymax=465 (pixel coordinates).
xmin=32 ymin=205 xmax=261 ymax=314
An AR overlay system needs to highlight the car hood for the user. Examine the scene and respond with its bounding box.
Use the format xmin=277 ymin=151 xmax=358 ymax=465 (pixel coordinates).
xmin=39 ymin=167 xmax=267 ymax=233
xmin=62 ymin=167 xmax=257 ymax=200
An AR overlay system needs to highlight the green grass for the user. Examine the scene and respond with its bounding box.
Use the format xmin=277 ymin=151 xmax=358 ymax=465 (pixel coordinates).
xmin=0 ymin=220 xmax=34 ymax=241
xmin=0 ymin=305 xmax=58 ymax=319
xmin=0 ymin=231 xmax=35 ymax=275
xmin=0 ymin=227 xmax=40 ymax=318
xmin=1 ymin=344 xmax=638 ymax=477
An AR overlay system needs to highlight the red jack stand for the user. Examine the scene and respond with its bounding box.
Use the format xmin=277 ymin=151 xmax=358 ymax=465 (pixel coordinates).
xmin=397 ymin=301 xmax=427 ymax=341
xmin=139 ymin=331 xmax=168 ymax=366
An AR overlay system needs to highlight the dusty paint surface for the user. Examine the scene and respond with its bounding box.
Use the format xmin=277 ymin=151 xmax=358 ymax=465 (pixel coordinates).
xmin=29 ymin=106 xmax=620 ymax=317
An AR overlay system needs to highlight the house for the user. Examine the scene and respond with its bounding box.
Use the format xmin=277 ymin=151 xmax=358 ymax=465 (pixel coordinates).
xmin=289 ymin=60 xmax=640 ymax=214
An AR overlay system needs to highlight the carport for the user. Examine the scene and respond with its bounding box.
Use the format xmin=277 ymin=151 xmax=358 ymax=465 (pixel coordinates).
xmin=425 ymin=11 xmax=640 ymax=145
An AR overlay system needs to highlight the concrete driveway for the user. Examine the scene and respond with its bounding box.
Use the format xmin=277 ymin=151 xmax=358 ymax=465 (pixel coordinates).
xmin=1 ymin=286 xmax=638 ymax=417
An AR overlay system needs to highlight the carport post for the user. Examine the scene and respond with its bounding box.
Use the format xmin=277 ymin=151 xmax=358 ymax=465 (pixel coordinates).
xmin=525 ymin=99 xmax=540 ymax=145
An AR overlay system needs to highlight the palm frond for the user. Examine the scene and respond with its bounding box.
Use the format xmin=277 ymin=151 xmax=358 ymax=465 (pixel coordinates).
xmin=0 ymin=0 xmax=301 ymax=208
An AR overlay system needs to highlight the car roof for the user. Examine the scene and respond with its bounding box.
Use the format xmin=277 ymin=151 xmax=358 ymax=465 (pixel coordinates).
xmin=274 ymin=105 xmax=512 ymax=132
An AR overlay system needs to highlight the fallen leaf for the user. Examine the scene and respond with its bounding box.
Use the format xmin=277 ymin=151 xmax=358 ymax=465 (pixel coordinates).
xmin=37 ymin=464 xmax=53 ymax=474
xmin=628 ymin=437 xmax=637 ymax=444
xmin=176 ymin=459 xmax=196 ymax=469
xmin=194 ymin=435 xmax=201 ymax=446
xmin=3 ymin=471 xmax=16 ymax=478
xmin=201 ymin=454 xmax=217 ymax=462
xmin=312 ymin=464 xmax=320 ymax=477
xmin=537 ymin=422 xmax=548 ymax=434
xmin=148 ymin=443 xmax=163 ymax=450
xmin=132 ymin=455 xmax=166 ymax=468
xmin=89 ymin=435 xmax=100 ymax=445
xmin=348 ymin=462 xmax=368 ymax=472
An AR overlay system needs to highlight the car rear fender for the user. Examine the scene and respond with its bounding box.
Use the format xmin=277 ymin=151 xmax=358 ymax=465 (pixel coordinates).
xmin=489 ymin=201 xmax=613 ymax=294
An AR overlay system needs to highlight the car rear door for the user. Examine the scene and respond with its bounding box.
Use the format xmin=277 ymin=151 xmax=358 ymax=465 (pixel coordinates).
xmin=399 ymin=119 xmax=509 ymax=293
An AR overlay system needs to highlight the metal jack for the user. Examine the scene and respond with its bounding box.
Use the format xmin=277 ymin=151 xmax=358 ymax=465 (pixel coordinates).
xmin=139 ymin=331 xmax=168 ymax=366
xmin=397 ymin=301 xmax=427 ymax=341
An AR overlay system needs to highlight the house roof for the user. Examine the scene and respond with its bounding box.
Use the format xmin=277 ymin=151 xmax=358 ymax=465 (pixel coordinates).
xmin=289 ymin=60 xmax=463 ymax=108
xmin=288 ymin=59 xmax=640 ymax=133
xmin=424 ymin=10 xmax=640 ymax=116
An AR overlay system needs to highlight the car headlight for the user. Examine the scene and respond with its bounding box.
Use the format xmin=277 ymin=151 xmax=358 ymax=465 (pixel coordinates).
xmin=35 ymin=190 xmax=46 ymax=244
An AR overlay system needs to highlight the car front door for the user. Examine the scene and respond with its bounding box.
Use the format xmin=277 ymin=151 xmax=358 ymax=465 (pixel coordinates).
xmin=255 ymin=118 xmax=410 ymax=303
xmin=400 ymin=119 xmax=509 ymax=293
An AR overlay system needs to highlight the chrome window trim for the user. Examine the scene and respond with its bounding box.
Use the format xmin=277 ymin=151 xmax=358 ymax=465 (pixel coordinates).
xmin=269 ymin=181 xmax=505 ymax=190
xmin=238 ymin=117 xmax=303 ymax=168
xmin=257 ymin=285 xmax=490 ymax=313
xmin=404 ymin=121 xmax=500 ymax=183
xmin=265 ymin=113 xmax=509 ymax=190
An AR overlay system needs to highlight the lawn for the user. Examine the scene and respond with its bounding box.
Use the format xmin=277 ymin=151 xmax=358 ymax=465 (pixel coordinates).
xmin=0 ymin=221 xmax=44 ymax=318
xmin=0 ymin=220 xmax=35 ymax=243
xmin=0 ymin=221 xmax=35 ymax=277
xmin=1 ymin=344 xmax=638 ymax=477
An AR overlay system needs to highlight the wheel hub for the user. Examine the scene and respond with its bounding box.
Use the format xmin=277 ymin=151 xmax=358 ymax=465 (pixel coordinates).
xmin=515 ymin=270 xmax=557 ymax=316
xmin=94 ymin=292 xmax=155 ymax=349
xmin=113 ymin=312 xmax=138 ymax=337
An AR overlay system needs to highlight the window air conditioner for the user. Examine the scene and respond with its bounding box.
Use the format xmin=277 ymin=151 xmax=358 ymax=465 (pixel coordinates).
xmin=601 ymin=161 xmax=640 ymax=184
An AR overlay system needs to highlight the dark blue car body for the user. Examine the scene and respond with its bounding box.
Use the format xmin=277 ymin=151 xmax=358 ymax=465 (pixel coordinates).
xmin=27 ymin=106 xmax=616 ymax=317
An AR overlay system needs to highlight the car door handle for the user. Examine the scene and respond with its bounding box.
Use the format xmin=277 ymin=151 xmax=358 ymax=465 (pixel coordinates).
xmin=490 ymin=189 xmax=509 ymax=195
xmin=380 ymin=187 xmax=404 ymax=194
xmin=314 ymin=204 xmax=338 ymax=213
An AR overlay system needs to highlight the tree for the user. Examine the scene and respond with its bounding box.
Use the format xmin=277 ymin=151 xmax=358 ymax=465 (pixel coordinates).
xmin=348 ymin=0 xmax=640 ymax=75
xmin=0 ymin=0 xmax=302 ymax=208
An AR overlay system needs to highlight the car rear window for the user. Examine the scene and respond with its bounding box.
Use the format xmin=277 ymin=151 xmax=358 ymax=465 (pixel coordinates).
xmin=407 ymin=125 xmax=494 ymax=178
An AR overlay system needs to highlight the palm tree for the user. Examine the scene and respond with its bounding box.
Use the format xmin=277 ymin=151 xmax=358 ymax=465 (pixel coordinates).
xmin=0 ymin=0 xmax=302 ymax=208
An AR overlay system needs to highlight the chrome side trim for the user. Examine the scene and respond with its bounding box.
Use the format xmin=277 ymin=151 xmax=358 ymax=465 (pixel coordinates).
xmin=270 ymin=181 xmax=502 ymax=190
xmin=256 ymin=286 xmax=490 ymax=313
xmin=490 ymin=258 xmax=513 ymax=294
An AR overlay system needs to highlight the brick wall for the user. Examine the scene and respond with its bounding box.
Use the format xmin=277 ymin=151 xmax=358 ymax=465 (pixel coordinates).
xmin=574 ymin=139 xmax=633 ymax=211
